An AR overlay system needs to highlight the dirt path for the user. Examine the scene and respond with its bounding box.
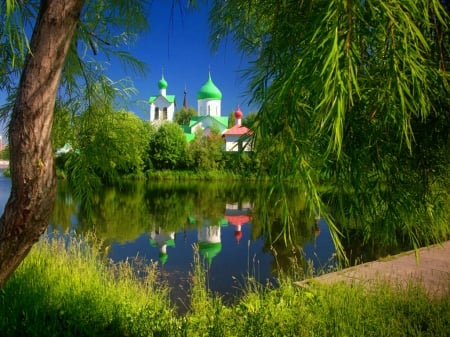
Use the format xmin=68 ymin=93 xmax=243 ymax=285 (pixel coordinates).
xmin=298 ymin=241 xmax=450 ymax=297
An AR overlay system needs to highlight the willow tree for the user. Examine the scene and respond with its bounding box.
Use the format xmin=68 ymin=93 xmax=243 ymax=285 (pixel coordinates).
xmin=210 ymin=0 xmax=450 ymax=255
xmin=0 ymin=0 xmax=149 ymax=286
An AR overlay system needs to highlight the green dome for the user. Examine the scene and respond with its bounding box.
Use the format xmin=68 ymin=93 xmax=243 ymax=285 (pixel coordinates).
xmin=197 ymin=74 xmax=222 ymax=100
xmin=198 ymin=242 xmax=222 ymax=265
xmin=158 ymin=76 xmax=168 ymax=89
xmin=159 ymin=252 xmax=168 ymax=264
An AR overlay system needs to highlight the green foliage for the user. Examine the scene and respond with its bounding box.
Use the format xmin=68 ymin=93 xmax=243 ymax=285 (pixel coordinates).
xmin=54 ymin=86 xmax=154 ymax=219
xmin=64 ymin=104 xmax=152 ymax=183
xmin=0 ymin=145 xmax=9 ymax=160
xmin=210 ymin=0 xmax=450 ymax=256
xmin=243 ymin=111 xmax=258 ymax=129
xmin=1 ymin=0 xmax=149 ymax=123
xmin=0 ymin=235 xmax=180 ymax=337
xmin=52 ymin=101 xmax=77 ymax=152
xmin=174 ymin=107 xmax=197 ymax=125
xmin=228 ymin=110 xmax=236 ymax=128
xmin=148 ymin=122 xmax=188 ymax=170
xmin=187 ymin=128 xmax=224 ymax=171
xmin=223 ymin=151 xmax=259 ymax=177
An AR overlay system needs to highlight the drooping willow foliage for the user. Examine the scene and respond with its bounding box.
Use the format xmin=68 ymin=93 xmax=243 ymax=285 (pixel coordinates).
xmin=210 ymin=0 xmax=450 ymax=258
xmin=0 ymin=0 xmax=149 ymax=125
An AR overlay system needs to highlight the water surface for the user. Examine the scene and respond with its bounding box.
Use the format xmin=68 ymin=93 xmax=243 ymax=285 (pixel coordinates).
xmin=1 ymin=172 xmax=337 ymax=300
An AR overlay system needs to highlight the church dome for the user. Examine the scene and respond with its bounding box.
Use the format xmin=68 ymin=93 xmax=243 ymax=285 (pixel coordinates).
xmin=234 ymin=106 xmax=243 ymax=119
xmin=197 ymin=74 xmax=222 ymax=100
xmin=198 ymin=241 xmax=222 ymax=265
xmin=158 ymin=76 xmax=168 ymax=89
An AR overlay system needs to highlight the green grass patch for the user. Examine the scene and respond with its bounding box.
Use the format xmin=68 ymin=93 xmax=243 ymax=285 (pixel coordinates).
xmin=0 ymin=235 xmax=180 ymax=337
xmin=144 ymin=169 xmax=266 ymax=181
xmin=1 ymin=236 xmax=448 ymax=337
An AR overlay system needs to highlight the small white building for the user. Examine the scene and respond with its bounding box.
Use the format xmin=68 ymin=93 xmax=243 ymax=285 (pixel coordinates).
xmin=148 ymin=76 xmax=176 ymax=125
xmin=222 ymin=107 xmax=253 ymax=152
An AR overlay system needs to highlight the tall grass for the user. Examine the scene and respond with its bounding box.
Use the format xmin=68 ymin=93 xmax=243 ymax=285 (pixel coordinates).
xmin=0 ymin=235 xmax=448 ymax=336
xmin=145 ymin=169 xmax=259 ymax=181
xmin=0 ymin=235 xmax=181 ymax=337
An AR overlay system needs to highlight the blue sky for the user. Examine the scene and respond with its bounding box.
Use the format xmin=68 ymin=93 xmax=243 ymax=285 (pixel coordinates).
xmin=126 ymin=2 xmax=258 ymax=121
xmin=0 ymin=2 xmax=258 ymax=140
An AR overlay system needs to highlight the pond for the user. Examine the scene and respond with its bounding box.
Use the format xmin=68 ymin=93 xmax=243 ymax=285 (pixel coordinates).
xmin=1 ymin=172 xmax=337 ymax=298
xmin=51 ymin=179 xmax=338 ymax=299
xmin=1 ymin=170 xmax=410 ymax=306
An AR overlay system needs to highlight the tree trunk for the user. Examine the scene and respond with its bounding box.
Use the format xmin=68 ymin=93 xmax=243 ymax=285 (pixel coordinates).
xmin=0 ymin=0 xmax=84 ymax=287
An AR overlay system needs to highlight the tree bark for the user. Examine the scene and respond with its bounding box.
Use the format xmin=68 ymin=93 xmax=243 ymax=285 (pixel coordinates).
xmin=0 ymin=0 xmax=84 ymax=287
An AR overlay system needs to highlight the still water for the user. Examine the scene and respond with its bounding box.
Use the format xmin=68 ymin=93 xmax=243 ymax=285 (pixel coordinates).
xmin=0 ymin=171 xmax=336 ymax=300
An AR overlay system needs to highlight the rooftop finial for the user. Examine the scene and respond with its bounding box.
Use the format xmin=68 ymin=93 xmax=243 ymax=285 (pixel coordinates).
xmin=183 ymin=84 xmax=188 ymax=109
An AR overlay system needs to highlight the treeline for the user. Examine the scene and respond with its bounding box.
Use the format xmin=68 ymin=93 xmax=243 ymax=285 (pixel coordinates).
xmin=53 ymin=105 xmax=262 ymax=185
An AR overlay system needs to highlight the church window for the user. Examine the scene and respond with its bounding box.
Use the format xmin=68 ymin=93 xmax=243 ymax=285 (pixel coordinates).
xmin=163 ymin=107 xmax=168 ymax=120
xmin=155 ymin=107 xmax=159 ymax=120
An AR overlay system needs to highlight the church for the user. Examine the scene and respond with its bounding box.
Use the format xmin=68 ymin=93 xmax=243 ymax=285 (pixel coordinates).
xmin=148 ymin=75 xmax=175 ymax=124
xmin=148 ymin=72 xmax=252 ymax=152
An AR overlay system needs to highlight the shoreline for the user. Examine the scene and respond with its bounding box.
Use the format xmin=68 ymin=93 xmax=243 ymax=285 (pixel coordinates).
xmin=298 ymin=240 xmax=450 ymax=298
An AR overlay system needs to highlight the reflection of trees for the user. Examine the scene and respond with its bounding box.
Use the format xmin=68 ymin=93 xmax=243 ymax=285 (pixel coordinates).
xmin=323 ymin=179 xmax=450 ymax=264
xmin=144 ymin=181 xmax=259 ymax=231
xmin=51 ymin=180 xmax=330 ymax=275
xmin=86 ymin=183 xmax=151 ymax=243
xmin=50 ymin=181 xmax=78 ymax=232
xmin=52 ymin=181 xmax=152 ymax=244
xmin=52 ymin=180 xmax=261 ymax=242
xmin=189 ymin=184 xmax=228 ymax=227
xmin=251 ymin=185 xmax=318 ymax=275
xmin=145 ymin=183 xmax=194 ymax=231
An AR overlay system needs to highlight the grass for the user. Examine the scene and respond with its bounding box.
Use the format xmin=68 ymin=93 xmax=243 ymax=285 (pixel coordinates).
xmin=0 ymin=235 xmax=449 ymax=337
xmin=145 ymin=169 xmax=259 ymax=181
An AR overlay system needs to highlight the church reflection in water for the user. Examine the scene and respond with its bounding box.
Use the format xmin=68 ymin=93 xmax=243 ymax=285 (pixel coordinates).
xmin=149 ymin=202 xmax=254 ymax=266
xmin=149 ymin=227 xmax=176 ymax=265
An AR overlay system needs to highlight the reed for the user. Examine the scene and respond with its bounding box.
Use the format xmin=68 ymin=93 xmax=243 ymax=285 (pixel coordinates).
xmin=0 ymin=235 xmax=448 ymax=337
xmin=0 ymin=234 xmax=180 ymax=337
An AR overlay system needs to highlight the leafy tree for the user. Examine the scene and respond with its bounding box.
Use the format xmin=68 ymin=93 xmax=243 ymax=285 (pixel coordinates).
xmin=65 ymin=104 xmax=153 ymax=182
xmin=188 ymin=127 xmax=224 ymax=171
xmin=223 ymin=151 xmax=257 ymax=176
xmin=148 ymin=122 xmax=188 ymax=170
xmin=228 ymin=110 xmax=236 ymax=127
xmin=174 ymin=106 xmax=197 ymax=125
xmin=0 ymin=0 xmax=149 ymax=286
xmin=243 ymin=111 xmax=258 ymax=129
xmin=210 ymin=0 xmax=450 ymax=255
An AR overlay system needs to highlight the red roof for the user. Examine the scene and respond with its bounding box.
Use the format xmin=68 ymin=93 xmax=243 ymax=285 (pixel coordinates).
xmin=234 ymin=107 xmax=243 ymax=119
xmin=223 ymin=124 xmax=252 ymax=136
xmin=225 ymin=215 xmax=252 ymax=226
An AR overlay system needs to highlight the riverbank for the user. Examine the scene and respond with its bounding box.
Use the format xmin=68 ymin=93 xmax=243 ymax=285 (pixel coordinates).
xmin=0 ymin=236 xmax=448 ymax=337
xmin=298 ymin=240 xmax=450 ymax=298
